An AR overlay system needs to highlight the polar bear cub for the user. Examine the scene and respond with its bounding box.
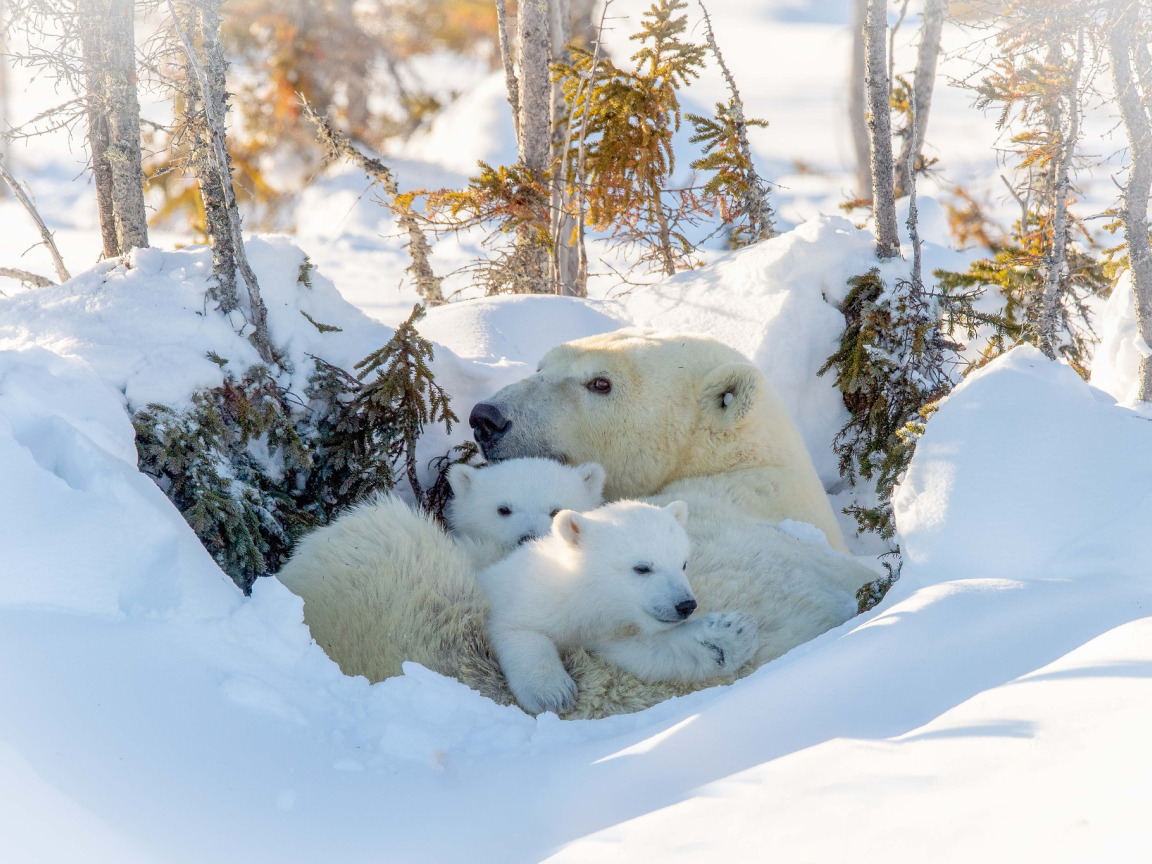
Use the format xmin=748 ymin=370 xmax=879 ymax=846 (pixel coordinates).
xmin=478 ymin=499 xmax=758 ymax=715
xmin=446 ymin=458 xmax=606 ymax=552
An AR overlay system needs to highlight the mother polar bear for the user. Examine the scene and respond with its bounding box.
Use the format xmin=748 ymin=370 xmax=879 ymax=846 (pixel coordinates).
xmin=278 ymin=328 xmax=877 ymax=718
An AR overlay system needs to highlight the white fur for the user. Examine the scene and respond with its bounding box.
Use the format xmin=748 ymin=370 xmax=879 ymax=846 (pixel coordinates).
xmin=479 ymin=500 xmax=757 ymax=715
xmin=445 ymin=458 xmax=605 ymax=556
xmin=278 ymin=330 xmax=878 ymax=719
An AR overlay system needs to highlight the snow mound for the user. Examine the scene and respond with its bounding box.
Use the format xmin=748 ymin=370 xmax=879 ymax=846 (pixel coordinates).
xmin=895 ymin=345 xmax=1152 ymax=586
xmin=1090 ymin=271 xmax=1151 ymax=407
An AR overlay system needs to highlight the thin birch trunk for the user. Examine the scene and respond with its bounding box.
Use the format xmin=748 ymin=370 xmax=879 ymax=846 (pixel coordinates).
xmin=1036 ymin=30 xmax=1083 ymax=360
xmin=496 ymin=0 xmax=521 ymax=142
xmin=0 ymin=27 xmax=9 ymax=201
xmin=179 ymin=2 xmax=238 ymax=312
xmin=549 ymin=0 xmax=579 ymax=295
xmin=894 ymin=0 xmax=944 ymax=199
xmin=103 ymin=0 xmax=149 ymax=253
xmin=865 ymin=0 xmax=900 ymax=258
xmin=572 ymin=0 xmax=611 ymax=295
xmin=79 ymin=4 xmax=120 ymax=259
xmin=169 ymin=0 xmax=274 ymax=365
xmin=1108 ymin=6 xmax=1152 ymax=401
xmin=849 ymin=0 xmax=872 ymax=202
xmin=516 ymin=0 xmax=553 ymax=292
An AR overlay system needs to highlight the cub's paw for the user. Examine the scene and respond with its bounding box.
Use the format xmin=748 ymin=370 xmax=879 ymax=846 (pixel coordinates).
xmin=510 ymin=669 xmax=578 ymax=716
xmin=695 ymin=612 xmax=758 ymax=672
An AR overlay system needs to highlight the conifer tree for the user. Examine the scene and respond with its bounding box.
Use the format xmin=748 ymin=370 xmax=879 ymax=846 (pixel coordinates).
xmin=687 ymin=2 xmax=774 ymax=246
xmin=936 ymin=1 xmax=1108 ymax=376
xmin=557 ymin=0 xmax=706 ymax=276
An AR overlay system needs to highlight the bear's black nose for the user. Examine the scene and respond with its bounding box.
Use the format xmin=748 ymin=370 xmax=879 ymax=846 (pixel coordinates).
xmin=469 ymin=402 xmax=511 ymax=447
xmin=675 ymin=599 xmax=697 ymax=619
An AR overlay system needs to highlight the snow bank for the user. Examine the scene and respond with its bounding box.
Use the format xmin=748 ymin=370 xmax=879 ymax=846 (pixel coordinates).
xmin=1090 ymin=272 xmax=1150 ymax=407
xmin=896 ymin=345 xmax=1152 ymax=586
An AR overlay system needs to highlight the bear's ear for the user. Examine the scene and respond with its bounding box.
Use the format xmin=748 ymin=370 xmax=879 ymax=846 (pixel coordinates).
xmin=576 ymin=462 xmax=607 ymax=501
xmin=699 ymin=362 xmax=764 ymax=427
xmin=553 ymin=510 xmax=587 ymax=547
xmin=447 ymin=463 xmax=476 ymax=495
xmin=663 ymin=500 xmax=689 ymax=526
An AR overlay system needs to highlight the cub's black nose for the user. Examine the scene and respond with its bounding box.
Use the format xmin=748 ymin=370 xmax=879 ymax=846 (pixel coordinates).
xmin=469 ymin=402 xmax=511 ymax=446
xmin=675 ymin=599 xmax=697 ymax=619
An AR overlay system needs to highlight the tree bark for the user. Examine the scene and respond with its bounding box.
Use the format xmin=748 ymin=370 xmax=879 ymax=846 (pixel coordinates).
xmin=103 ymin=0 xmax=149 ymax=253
xmin=549 ymin=0 xmax=580 ymax=295
xmin=849 ymin=0 xmax=872 ymax=202
xmin=864 ymin=0 xmax=900 ymax=258
xmin=1036 ymin=30 xmax=1083 ymax=360
xmin=1108 ymin=6 xmax=1152 ymax=401
xmin=170 ymin=0 xmax=274 ymax=365
xmin=0 ymin=26 xmax=9 ymax=201
xmin=496 ymin=0 xmax=520 ymax=141
xmin=178 ymin=2 xmax=238 ymax=312
xmin=79 ymin=4 xmax=120 ymax=259
xmin=516 ymin=0 xmax=553 ymax=292
xmin=894 ymin=0 xmax=944 ymax=199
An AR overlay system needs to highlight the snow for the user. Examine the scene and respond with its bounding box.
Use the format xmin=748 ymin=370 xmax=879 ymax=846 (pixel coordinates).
xmin=3 ymin=0 xmax=1152 ymax=859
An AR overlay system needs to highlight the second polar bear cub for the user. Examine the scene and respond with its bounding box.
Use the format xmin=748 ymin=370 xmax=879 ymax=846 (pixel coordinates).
xmin=479 ymin=499 xmax=758 ymax=715
xmin=446 ymin=458 xmax=606 ymax=553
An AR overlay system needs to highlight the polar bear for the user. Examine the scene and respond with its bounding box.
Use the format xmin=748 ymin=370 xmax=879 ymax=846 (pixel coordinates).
xmin=278 ymin=328 xmax=877 ymax=718
xmin=445 ymin=458 xmax=605 ymax=568
xmin=480 ymin=499 xmax=757 ymax=714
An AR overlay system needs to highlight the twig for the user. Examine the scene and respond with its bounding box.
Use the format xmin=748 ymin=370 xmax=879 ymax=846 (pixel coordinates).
xmin=0 ymin=161 xmax=71 ymax=282
xmin=0 ymin=266 xmax=54 ymax=288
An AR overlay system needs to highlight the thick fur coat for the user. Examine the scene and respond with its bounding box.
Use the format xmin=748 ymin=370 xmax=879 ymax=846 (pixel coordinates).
xmin=277 ymin=329 xmax=876 ymax=718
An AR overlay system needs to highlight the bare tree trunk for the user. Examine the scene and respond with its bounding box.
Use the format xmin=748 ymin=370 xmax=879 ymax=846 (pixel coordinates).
xmin=1036 ymin=30 xmax=1083 ymax=360
xmin=79 ymin=5 xmax=120 ymax=259
xmin=865 ymin=0 xmax=900 ymax=258
xmin=849 ymin=0 xmax=872 ymax=202
xmin=1108 ymin=5 xmax=1152 ymax=401
xmin=178 ymin=2 xmax=238 ymax=312
xmin=894 ymin=0 xmax=944 ymax=199
xmin=549 ymin=0 xmax=580 ymax=296
xmin=496 ymin=0 xmax=521 ymax=143
xmin=0 ymin=26 xmax=9 ymax=201
xmin=169 ymin=0 xmax=274 ymax=365
xmin=79 ymin=0 xmax=149 ymax=256
xmin=516 ymin=0 xmax=553 ymax=292
xmin=518 ymin=0 xmax=552 ymax=173
xmin=103 ymin=0 xmax=149 ymax=253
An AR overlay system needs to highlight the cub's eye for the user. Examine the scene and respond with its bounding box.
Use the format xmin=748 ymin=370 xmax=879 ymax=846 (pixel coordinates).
xmin=497 ymin=506 xmax=512 ymax=517
xmin=682 ymin=561 xmax=688 ymax=571
xmin=586 ymin=377 xmax=612 ymax=395
xmin=549 ymin=509 xmax=560 ymax=518
xmin=633 ymin=564 xmax=652 ymax=575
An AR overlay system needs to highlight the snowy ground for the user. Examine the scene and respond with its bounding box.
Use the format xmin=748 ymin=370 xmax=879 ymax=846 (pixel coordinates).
xmin=4 ymin=1 xmax=1152 ymax=861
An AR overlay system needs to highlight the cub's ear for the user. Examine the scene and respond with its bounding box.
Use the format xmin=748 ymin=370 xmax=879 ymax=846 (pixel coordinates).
xmin=699 ymin=362 xmax=764 ymax=427
xmin=663 ymin=500 xmax=689 ymax=526
xmin=553 ymin=510 xmax=587 ymax=547
xmin=576 ymin=462 xmax=607 ymax=501
xmin=447 ymin=463 xmax=476 ymax=495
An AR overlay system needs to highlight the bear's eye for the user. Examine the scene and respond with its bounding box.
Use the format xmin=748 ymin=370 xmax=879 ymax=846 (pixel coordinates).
xmin=497 ymin=506 xmax=512 ymax=517
xmin=549 ymin=509 xmax=560 ymax=518
xmin=683 ymin=561 xmax=688 ymax=571
xmin=586 ymin=377 xmax=612 ymax=395
xmin=633 ymin=564 xmax=652 ymax=575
